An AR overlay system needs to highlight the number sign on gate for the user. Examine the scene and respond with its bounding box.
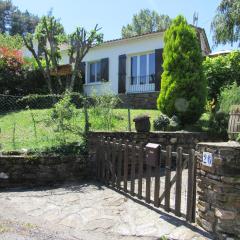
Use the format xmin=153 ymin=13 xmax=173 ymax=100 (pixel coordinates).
xmin=202 ymin=152 xmax=213 ymax=167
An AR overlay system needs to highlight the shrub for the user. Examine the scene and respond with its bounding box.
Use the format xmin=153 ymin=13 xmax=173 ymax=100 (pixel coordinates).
xmin=153 ymin=114 xmax=170 ymax=131
xmin=219 ymin=82 xmax=240 ymax=113
xmin=157 ymin=15 xmax=207 ymax=125
xmin=203 ymin=51 xmax=240 ymax=108
xmin=91 ymin=93 xmax=120 ymax=130
xmin=48 ymin=93 xmax=84 ymax=144
xmin=209 ymin=111 xmax=229 ymax=140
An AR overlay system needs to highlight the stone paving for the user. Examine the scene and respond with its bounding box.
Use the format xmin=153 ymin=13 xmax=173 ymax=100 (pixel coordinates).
xmin=0 ymin=182 xmax=212 ymax=240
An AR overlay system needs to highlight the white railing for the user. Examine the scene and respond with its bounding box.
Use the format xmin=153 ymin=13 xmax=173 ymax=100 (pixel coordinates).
xmin=126 ymin=75 xmax=155 ymax=93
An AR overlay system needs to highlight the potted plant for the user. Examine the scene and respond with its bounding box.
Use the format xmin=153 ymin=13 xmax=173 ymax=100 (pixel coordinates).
xmin=133 ymin=115 xmax=151 ymax=132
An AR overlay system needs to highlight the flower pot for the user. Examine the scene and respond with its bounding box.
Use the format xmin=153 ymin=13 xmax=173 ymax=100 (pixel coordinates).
xmin=133 ymin=115 xmax=151 ymax=132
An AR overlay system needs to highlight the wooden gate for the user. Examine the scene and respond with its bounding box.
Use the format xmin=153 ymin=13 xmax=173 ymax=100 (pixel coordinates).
xmin=96 ymin=138 xmax=196 ymax=223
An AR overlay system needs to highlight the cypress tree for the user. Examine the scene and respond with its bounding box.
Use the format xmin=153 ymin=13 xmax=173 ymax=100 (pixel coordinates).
xmin=157 ymin=15 xmax=207 ymax=125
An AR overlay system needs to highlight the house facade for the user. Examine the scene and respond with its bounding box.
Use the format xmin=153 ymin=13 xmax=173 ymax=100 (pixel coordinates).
xmin=23 ymin=27 xmax=211 ymax=109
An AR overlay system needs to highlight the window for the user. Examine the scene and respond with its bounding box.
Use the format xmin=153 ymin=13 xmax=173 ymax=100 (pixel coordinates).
xmin=131 ymin=56 xmax=137 ymax=85
xmin=149 ymin=53 xmax=155 ymax=84
xmin=140 ymin=55 xmax=147 ymax=84
xmin=130 ymin=53 xmax=155 ymax=85
xmin=89 ymin=61 xmax=101 ymax=83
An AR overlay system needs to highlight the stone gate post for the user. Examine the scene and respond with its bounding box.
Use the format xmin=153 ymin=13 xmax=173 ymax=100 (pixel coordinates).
xmin=196 ymin=142 xmax=240 ymax=240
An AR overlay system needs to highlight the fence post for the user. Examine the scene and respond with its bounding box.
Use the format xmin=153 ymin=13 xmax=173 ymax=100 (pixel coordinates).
xmin=127 ymin=108 xmax=131 ymax=132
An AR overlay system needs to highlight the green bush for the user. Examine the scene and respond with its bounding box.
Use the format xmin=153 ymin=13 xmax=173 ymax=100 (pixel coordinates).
xmin=153 ymin=114 xmax=180 ymax=131
xmin=209 ymin=111 xmax=229 ymax=140
xmin=157 ymin=15 xmax=207 ymax=125
xmin=153 ymin=114 xmax=170 ymax=131
xmin=203 ymin=51 xmax=240 ymax=108
xmin=91 ymin=93 xmax=120 ymax=130
xmin=48 ymin=93 xmax=84 ymax=144
xmin=219 ymin=82 xmax=240 ymax=113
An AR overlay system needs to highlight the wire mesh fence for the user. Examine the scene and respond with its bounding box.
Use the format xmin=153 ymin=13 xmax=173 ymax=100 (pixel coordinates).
xmin=0 ymin=93 xmax=133 ymax=152
xmin=0 ymin=94 xmax=88 ymax=152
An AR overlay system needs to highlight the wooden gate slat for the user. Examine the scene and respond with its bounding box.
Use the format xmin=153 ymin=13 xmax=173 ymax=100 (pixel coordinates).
xmin=146 ymin=158 xmax=151 ymax=204
xmin=154 ymin=146 xmax=161 ymax=207
xmin=96 ymin=139 xmax=100 ymax=180
xmin=101 ymin=140 xmax=106 ymax=182
xmin=130 ymin=145 xmax=136 ymax=195
xmin=164 ymin=145 xmax=172 ymax=211
xmin=111 ymin=139 xmax=117 ymax=186
xmin=187 ymin=149 xmax=196 ymax=222
xmin=175 ymin=147 xmax=183 ymax=217
xmin=192 ymin=152 xmax=197 ymax=222
xmin=123 ymin=141 xmax=129 ymax=192
xmin=105 ymin=138 xmax=111 ymax=184
xmin=137 ymin=144 xmax=144 ymax=199
xmin=117 ymin=140 xmax=123 ymax=188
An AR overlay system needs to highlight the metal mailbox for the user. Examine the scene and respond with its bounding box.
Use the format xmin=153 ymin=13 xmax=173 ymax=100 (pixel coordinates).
xmin=146 ymin=143 xmax=161 ymax=167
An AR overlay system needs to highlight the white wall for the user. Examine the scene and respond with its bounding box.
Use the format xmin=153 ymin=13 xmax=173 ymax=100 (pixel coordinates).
xmin=22 ymin=30 xmax=209 ymax=96
xmin=82 ymin=32 xmax=164 ymax=95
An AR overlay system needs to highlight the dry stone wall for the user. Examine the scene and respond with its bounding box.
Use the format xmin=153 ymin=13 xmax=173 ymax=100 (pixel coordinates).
xmin=118 ymin=92 xmax=159 ymax=109
xmin=0 ymin=153 xmax=89 ymax=188
xmin=196 ymin=142 xmax=240 ymax=240
xmin=88 ymin=131 xmax=211 ymax=153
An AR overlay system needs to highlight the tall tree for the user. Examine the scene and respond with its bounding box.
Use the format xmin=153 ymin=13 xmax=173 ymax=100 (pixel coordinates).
xmin=23 ymin=15 xmax=66 ymax=93
xmin=157 ymin=15 xmax=207 ymax=125
xmin=0 ymin=0 xmax=13 ymax=33
xmin=122 ymin=9 xmax=172 ymax=38
xmin=212 ymin=0 xmax=240 ymax=46
xmin=68 ymin=26 xmax=103 ymax=91
xmin=23 ymin=14 xmax=103 ymax=93
xmin=0 ymin=0 xmax=39 ymax=35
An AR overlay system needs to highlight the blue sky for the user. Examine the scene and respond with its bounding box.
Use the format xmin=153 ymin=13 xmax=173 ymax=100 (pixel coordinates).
xmin=12 ymin=0 xmax=239 ymax=52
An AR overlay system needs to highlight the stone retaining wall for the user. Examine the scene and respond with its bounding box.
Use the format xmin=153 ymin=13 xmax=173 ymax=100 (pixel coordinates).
xmin=0 ymin=154 xmax=88 ymax=188
xmin=196 ymin=142 xmax=240 ymax=239
xmin=118 ymin=92 xmax=159 ymax=109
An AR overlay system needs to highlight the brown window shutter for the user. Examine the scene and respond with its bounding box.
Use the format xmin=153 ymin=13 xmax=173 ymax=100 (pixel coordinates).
xmin=100 ymin=58 xmax=109 ymax=81
xmin=118 ymin=54 xmax=126 ymax=93
xmin=155 ymin=48 xmax=163 ymax=91
xmin=80 ymin=62 xmax=86 ymax=84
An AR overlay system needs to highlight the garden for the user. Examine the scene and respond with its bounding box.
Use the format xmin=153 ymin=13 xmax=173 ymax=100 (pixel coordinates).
xmin=1 ymin=14 xmax=240 ymax=154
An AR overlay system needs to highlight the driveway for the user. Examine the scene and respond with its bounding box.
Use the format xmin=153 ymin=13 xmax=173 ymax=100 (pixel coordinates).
xmin=0 ymin=182 xmax=212 ymax=240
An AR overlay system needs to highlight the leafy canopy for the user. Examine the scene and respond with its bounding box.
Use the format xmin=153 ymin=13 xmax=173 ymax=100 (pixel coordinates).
xmin=212 ymin=0 xmax=240 ymax=46
xmin=122 ymin=9 xmax=171 ymax=38
xmin=23 ymin=13 xmax=103 ymax=93
xmin=0 ymin=0 xmax=39 ymax=35
xmin=203 ymin=51 xmax=240 ymax=107
xmin=219 ymin=82 xmax=240 ymax=113
xmin=0 ymin=33 xmax=23 ymax=50
xmin=157 ymin=15 xmax=207 ymax=125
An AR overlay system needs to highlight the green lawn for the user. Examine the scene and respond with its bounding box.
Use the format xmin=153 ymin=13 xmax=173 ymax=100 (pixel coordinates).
xmin=0 ymin=108 xmax=210 ymax=152
xmin=0 ymin=108 xmax=160 ymax=151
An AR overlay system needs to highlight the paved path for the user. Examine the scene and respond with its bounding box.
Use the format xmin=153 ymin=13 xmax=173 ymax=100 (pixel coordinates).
xmin=0 ymin=182 xmax=212 ymax=240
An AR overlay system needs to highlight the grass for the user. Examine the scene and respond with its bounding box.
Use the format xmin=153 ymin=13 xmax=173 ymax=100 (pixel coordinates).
xmin=0 ymin=108 xmax=160 ymax=151
xmin=0 ymin=108 xmax=210 ymax=152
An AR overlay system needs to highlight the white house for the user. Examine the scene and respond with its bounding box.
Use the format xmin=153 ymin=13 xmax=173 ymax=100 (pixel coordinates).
xmin=23 ymin=27 xmax=211 ymax=109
